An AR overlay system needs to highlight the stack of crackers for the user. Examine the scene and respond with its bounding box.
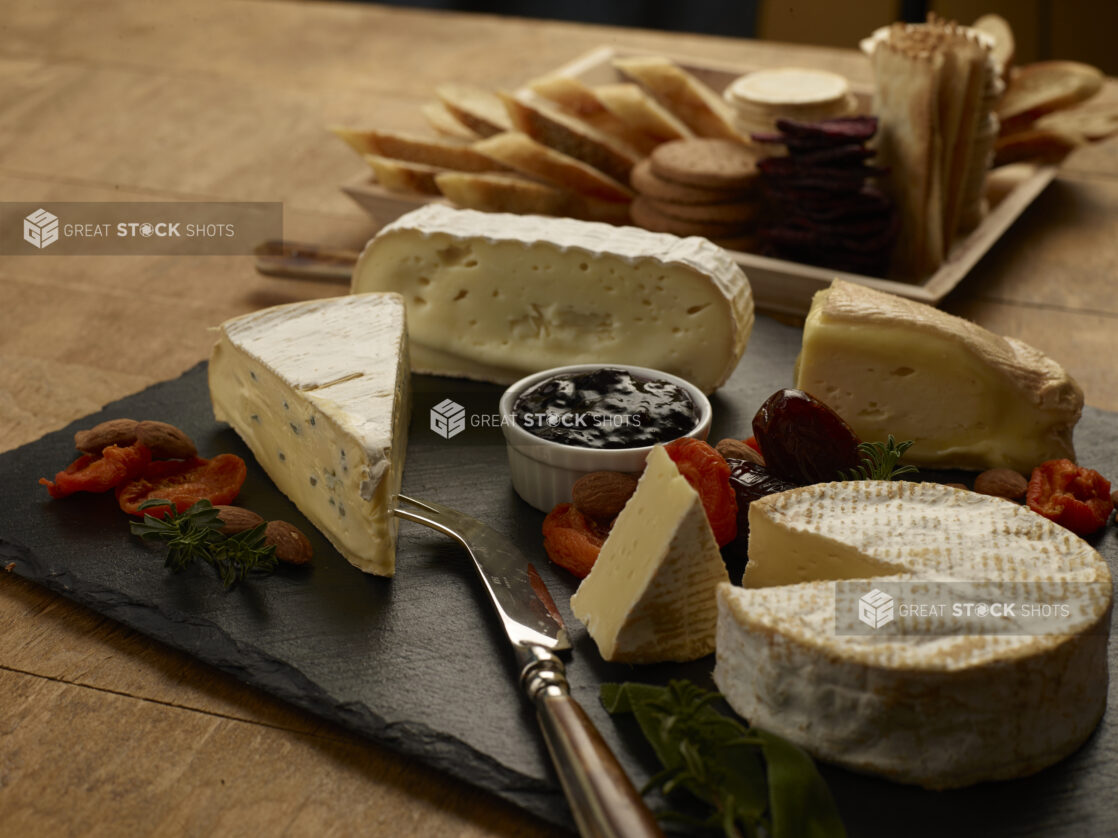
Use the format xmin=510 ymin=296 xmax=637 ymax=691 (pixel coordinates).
xmin=331 ymin=54 xmax=751 ymax=227
xmin=628 ymin=139 xmax=761 ymax=250
xmin=752 ymin=117 xmax=897 ymax=275
xmin=863 ymin=16 xmax=1000 ymax=279
xmin=723 ymin=68 xmax=858 ymax=136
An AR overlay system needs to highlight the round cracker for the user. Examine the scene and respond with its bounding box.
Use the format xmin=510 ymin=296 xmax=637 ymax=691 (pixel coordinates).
xmin=650 ymin=139 xmax=760 ymax=189
xmin=645 ymin=196 xmax=760 ymax=224
xmin=630 ymin=158 xmax=751 ymax=204
xmin=726 ymin=68 xmax=849 ymax=109
xmin=630 ymin=196 xmax=750 ymax=238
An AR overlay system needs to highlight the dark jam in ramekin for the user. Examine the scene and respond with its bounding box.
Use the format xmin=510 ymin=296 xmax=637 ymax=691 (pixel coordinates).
xmin=512 ymin=368 xmax=697 ymax=449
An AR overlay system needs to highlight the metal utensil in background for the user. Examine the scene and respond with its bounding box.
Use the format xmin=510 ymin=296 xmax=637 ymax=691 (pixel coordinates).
xmin=394 ymin=494 xmax=664 ymax=838
xmin=254 ymin=239 xmax=357 ymax=282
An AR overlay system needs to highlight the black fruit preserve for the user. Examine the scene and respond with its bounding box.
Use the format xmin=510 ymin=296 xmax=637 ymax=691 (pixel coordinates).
xmin=512 ymin=368 xmax=697 ymax=449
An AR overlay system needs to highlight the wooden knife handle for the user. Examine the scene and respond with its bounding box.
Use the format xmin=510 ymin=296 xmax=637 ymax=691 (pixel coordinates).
xmin=532 ymin=687 xmax=665 ymax=838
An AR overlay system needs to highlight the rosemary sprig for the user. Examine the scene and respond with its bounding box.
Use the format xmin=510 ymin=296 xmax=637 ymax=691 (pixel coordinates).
xmin=130 ymin=498 xmax=277 ymax=588
xmin=839 ymin=435 xmax=919 ymax=481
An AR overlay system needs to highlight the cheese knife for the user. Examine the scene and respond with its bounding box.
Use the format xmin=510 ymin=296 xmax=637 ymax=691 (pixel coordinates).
xmin=393 ymin=494 xmax=664 ymax=838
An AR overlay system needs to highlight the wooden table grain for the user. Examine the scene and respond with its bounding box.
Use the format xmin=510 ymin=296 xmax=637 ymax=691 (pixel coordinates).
xmin=1 ymin=2 xmax=1116 ymax=835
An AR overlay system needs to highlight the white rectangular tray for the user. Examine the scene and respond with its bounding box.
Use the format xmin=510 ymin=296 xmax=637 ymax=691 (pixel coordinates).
xmin=341 ymin=45 xmax=1058 ymax=317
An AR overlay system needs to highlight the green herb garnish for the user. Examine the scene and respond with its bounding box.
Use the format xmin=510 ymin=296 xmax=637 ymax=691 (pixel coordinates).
xmin=839 ymin=435 xmax=918 ymax=481
xmin=601 ymin=679 xmax=845 ymax=838
xmin=130 ymin=498 xmax=277 ymax=589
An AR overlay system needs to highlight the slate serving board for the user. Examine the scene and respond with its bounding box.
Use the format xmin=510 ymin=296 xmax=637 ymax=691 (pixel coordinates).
xmin=2 ymin=314 xmax=1116 ymax=837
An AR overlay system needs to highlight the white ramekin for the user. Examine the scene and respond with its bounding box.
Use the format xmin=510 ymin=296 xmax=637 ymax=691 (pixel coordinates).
xmin=498 ymin=363 xmax=713 ymax=513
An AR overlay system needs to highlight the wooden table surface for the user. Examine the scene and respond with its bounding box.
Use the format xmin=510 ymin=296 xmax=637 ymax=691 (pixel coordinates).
xmin=1 ymin=1 xmax=1116 ymax=835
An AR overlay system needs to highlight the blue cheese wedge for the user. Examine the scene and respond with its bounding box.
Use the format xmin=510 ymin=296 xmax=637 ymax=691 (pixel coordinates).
xmin=716 ymin=481 xmax=1112 ymax=788
xmin=570 ymin=445 xmax=729 ymax=663
xmin=351 ymin=204 xmax=754 ymax=394
xmin=794 ymin=280 xmax=1083 ymax=471
xmin=209 ymin=293 xmax=410 ymax=576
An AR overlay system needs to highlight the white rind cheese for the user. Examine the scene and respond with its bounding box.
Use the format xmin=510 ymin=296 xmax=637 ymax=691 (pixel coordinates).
xmin=715 ymin=481 xmax=1112 ymax=788
xmin=351 ymin=204 xmax=754 ymax=394
xmin=209 ymin=293 xmax=410 ymax=576
xmin=794 ymin=280 xmax=1083 ymax=472
xmin=570 ymin=445 xmax=730 ymax=663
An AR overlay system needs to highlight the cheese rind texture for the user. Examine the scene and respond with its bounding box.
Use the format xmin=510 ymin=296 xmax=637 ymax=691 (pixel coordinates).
xmin=716 ymin=481 xmax=1112 ymax=788
xmin=351 ymin=204 xmax=754 ymax=394
xmin=794 ymin=280 xmax=1083 ymax=471
xmin=208 ymin=293 xmax=410 ymax=576
xmin=570 ymin=445 xmax=729 ymax=663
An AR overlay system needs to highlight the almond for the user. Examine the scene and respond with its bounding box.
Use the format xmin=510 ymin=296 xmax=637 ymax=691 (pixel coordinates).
xmin=74 ymin=418 xmax=139 ymax=454
xmin=715 ymin=437 xmax=764 ymax=466
xmin=136 ymin=420 xmax=198 ymax=460
xmin=571 ymin=471 xmax=639 ymax=521
xmin=974 ymin=468 xmax=1028 ymax=500
xmin=265 ymin=520 xmax=313 ymax=565
xmin=214 ymin=506 xmax=266 ymax=535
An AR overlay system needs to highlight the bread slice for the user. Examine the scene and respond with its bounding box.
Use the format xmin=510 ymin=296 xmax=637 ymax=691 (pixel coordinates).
xmin=613 ymin=56 xmax=743 ymax=141
xmin=998 ymin=61 xmax=1104 ymax=129
xmin=1035 ymin=102 xmax=1118 ymax=141
xmin=436 ymin=84 xmax=512 ymax=137
xmin=365 ymin=154 xmax=445 ymax=195
xmin=421 ymin=101 xmax=481 ymax=140
xmin=594 ymin=82 xmax=693 ymax=144
xmin=972 ymin=13 xmax=1015 ymax=79
xmin=993 ymin=127 xmax=1085 ymax=166
xmin=331 ymin=128 xmax=507 ymax=172
xmin=527 ymin=75 xmax=659 ymax=154
xmin=500 ymin=91 xmax=643 ymax=183
xmin=435 ymin=171 xmax=630 ymax=224
xmin=472 ymin=132 xmax=634 ymax=202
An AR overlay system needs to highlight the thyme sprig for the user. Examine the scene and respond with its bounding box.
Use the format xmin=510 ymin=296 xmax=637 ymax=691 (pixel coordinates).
xmin=130 ymin=498 xmax=277 ymax=588
xmin=839 ymin=435 xmax=919 ymax=481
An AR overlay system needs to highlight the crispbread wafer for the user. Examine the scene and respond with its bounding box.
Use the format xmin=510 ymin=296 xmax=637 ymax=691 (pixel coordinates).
xmin=630 ymin=196 xmax=749 ymax=238
xmin=629 ymin=158 xmax=750 ymax=204
xmin=645 ymin=196 xmax=760 ymax=224
xmin=650 ymin=138 xmax=759 ymax=189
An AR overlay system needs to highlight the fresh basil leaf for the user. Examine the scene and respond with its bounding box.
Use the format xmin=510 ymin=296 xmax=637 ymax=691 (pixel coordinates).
xmin=757 ymin=728 xmax=846 ymax=838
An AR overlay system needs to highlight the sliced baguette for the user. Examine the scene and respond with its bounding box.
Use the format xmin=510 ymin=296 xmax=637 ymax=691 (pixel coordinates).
xmin=997 ymin=61 xmax=1104 ymax=129
xmin=435 ymin=172 xmax=630 ymax=224
xmin=613 ymin=56 xmax=743 ymax=141
xmin=527 ymin=75 xmax=660 ymax=154
xmin=365 ymin=154 xmax=446 ymax=195
xmin=420 ymin=101 xmax=481 ymax=140
xmin=594 ymin=82 xmax=694 ymax=144
xmin=436 ymin=83 xmax=512 ymax=137
xmin=500 ymin=91 xmax=643 ymax=183
xmin=472 ymin=132 xmax=633 ymax=202
xmin=331 ymin=128 xmax=507 ymax=172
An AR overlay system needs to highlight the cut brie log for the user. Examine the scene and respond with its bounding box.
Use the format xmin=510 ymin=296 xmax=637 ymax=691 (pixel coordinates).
xmin=795 ymin=280 xmax=1083 ymax=471
xmin=209 ymin=293 xmax=410 ymax=576
xmin=715 ymin=481 xmax=1112 ymax=788
xmin=570 ymin=445 xmax=729 ymax=663
xmin=351 ymin=204 xmax=754 ymax=394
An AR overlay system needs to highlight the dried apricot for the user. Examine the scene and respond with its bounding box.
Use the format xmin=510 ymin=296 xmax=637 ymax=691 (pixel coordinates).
xmin=664 ymin=438 xmax=738 ymax=546
xmin=40 ymin=443 xmax=152 ymax=499
xmin=542 ymin=502 xmax=608 ymax=578
xmin=116 ymin=454 xmax=247 ymax=517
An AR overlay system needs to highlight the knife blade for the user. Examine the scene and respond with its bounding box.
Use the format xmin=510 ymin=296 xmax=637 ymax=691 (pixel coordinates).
xmin=394 ymin=495 xmax=664 ymax=838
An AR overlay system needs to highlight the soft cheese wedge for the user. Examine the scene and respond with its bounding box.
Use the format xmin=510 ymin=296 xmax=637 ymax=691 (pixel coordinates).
xmin=795 ymin=280 xmax=1083 ymax=471
xmin=570 ymin=445 xmax=729 ymax=663
xmin=715 ymin=481 xmax=1112 ymax=788
xmin=351 ymin=204 xmax=754 ymax=394
xmin=209 ymin=294 xmax=410 ymax=576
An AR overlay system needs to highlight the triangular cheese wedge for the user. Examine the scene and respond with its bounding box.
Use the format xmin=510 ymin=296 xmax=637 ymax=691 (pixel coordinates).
xmin=570 ymin=445 xmax=729 ymax=663
xmin=209 ymin=293 xmax=410 ymax=576
xmin=716 ymin=481 xmax=1112 ymax=789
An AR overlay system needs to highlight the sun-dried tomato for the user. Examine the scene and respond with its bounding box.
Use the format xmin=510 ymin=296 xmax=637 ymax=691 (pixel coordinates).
xmin=39 ymin=443 xmax=152 ymax=499
xmin=116 ymin=453 xmax=247 ymax=517
xmin=542 ymin=502 xmax=609 ymax=578
xmin=664 ymin=438 xmax=738 ymax=547
xmin=1026 ymin=459 xmax=1113 ymax=537
xmin=744 ymin=436 xmax=762 ymax=455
